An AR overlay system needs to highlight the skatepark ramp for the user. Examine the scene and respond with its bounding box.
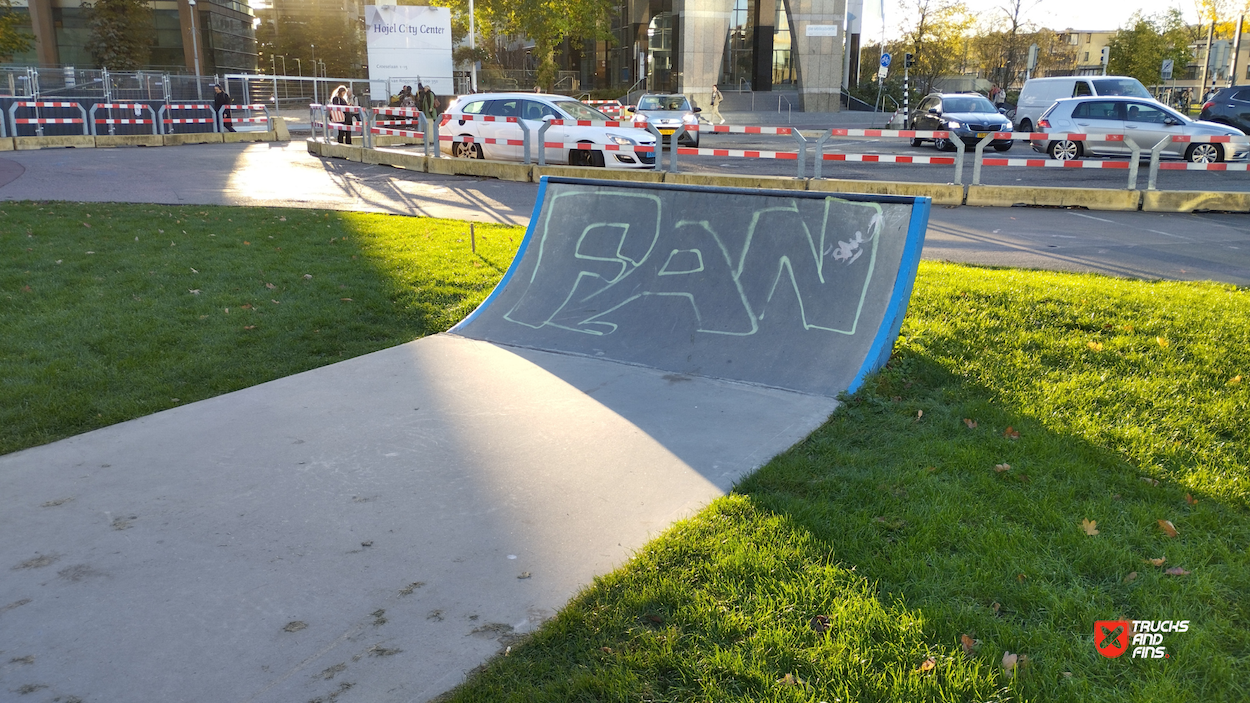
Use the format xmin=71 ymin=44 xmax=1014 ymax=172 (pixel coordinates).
xmin=453 ymin=178 xmax=930 ymax=397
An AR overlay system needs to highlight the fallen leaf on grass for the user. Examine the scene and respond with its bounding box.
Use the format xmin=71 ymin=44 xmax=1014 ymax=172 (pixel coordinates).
xmin=1142 ymin=477 xmax=1160 ymax=486
xmin=960 ymin=634 xmax=976 ymax=655
xmin=1002 ymin=651 xmax=1018 ymax=673
xmin=1123 ymin=571 xmax=1138 ymax=584
xmin=964 ymin=418 xmax=978 ymax=429
xmin=81 ymin=222 xmax=91 ymax=228
xmin=1158 ymin=520 xmax=1179 ymax=538
xmin=1157 ymin=337 xmax=1169 ymax=348
xmin=240 ymin=304 xmax=252 ymax=309
xmin=777 ymin=673 xmax=805 ymax=686
xmin=809 ymin=615 xmax=830 ymax=633
xmin=917 ymin=657 xmax=936 ymax=673
xmin=1003 ymin=426 xmax=1020 ymax=440
xmin=1145 ymin=557 xmax=1166 ymax=567
xmin=191 ymin=267 xmax=198 ymax=273
xmin=303 ymin=274 xmax=313 ymax=280
xmin=1229 ymin=375 xmax=1242 ymax=385
xmin=994 ymin=463 xmax=1011 ymax=473
xmin=916 ymin=409 xmax=924 ymax=420
xmin=244 ymin=325 xmax=256 ymax=330
xmin=341 ymin=298 xmax=353 ymax=302
xmin=279 ymin=217 xmax=287 ymax=222
xmin=1017 ymin=573 xmax=1026 ymax=582
xmin=1063 ymin=671 xmax=1074 ymax=678
xmin=991 ymin=602 xmax=1001 ymax=614
xmin=1164 ymin=567 xmax=1191 ymax=576
xmin=600 ymin=647 xmax=613 ymax=654
xmin=266 ymin=283 xmax=276 ymax=289
xmin=1087 ymin=341 xmax=1103 ymax=351
xmin=271 ymin=299 xmax=280 ymax=305
xmin=1185 ymin=494 xmax=1197 ymax=506
xmin=1081 ymin=518 xmax=1099 ymax=536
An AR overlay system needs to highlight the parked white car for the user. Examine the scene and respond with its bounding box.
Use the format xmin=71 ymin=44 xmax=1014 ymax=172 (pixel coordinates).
xmin=1031 ymin=96 xmax=1248 ymax=162
xmin=440 ymin=92 xmax=657 ymax=169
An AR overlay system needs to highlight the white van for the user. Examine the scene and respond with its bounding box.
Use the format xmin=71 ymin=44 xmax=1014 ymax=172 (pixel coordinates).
xmin=1014 ymin=76 xmax=1153 ymax=132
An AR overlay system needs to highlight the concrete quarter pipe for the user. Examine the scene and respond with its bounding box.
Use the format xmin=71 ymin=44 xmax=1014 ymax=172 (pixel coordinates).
xmin=454 ymin=177 xmax=930 ymax=397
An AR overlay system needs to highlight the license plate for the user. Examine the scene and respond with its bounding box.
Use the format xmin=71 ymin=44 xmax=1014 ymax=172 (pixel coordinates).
xmin=659 ymin=129 xmax=675 ymax=135
xmin=976 ymin=132 xmax=989 ymax=138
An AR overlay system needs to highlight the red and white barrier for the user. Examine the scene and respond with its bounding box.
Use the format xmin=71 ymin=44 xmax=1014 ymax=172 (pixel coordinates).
xmin=371 ymin=107 xmax=424 ymax=140
xmin=676 ymin=146 xmax=797 ymax=160
xmin=981 ymin=157 xmax=1129 ymax=168
xmin=224 ymin=104 xmax=270 ymax=126
xmin=439 ymin=134 xmax=526 ymax=147
xmin=89 ymin=102 xmax=158 ymax=136
xmin=823 ymin=153 xmax=957 ymax=165
xmin=7 ymin=100 xmax=89 ymax=136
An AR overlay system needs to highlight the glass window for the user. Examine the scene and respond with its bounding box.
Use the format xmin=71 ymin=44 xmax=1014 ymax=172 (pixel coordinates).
xmin=1232 ymin=88 xmax=1250 ymax=102
xmin=551 ymin=99 xmax=611 ymax=121
xmin=941 ymin=96 xmax=997 ymax=113
xmin=521 ymin=100 xmax=560 ymax=121
xmin=461 ymin=100 xmax=487 ymax=114
xmin=1092 ymin=78 xmax=1151 ymax=98
xmin=1073 ymin=81 xmax=1093 ymax=97
xmin=486 ymin=99 xmax=519 ymax=117
xmin=1072 ymin=101 xmax=1122 ymax=120
xmin=1125 ymin=102 xmax=1181 ymax=124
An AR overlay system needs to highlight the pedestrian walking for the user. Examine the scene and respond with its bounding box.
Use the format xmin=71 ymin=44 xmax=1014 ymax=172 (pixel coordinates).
xmin=212 ymin=84 xmax=235 ymax=133
xmin=708 ymin=84 xmax=725 ymax=125
xmin=418 ymin=83 xmax=441 ymax=123
xmin=331 ymin=85 xmax=355 ymax=144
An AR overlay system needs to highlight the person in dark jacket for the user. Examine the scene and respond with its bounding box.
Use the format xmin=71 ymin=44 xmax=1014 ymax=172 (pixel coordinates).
xmin=212 ymin=84 xmax=235 ymax=132
xmin=330 ymin=85 xmax=355 ymax=144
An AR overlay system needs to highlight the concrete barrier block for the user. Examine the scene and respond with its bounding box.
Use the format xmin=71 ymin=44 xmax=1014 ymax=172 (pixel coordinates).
xmin=531 ymin=164 xmax=665 ymax=183
xmin=363 ymin=148 xmax=427 ymax=171
xmin=162 ymin=133 xmax=224 ymax=146
xmin=305 ymin=138 xmax=326 ymax=156
xmin=321 ymin=142 xmax=364 ymax=162
xmin=271 ymin=117 xmax=290 ymax=141
xmin=0 ymin=137 xmax=14 ymax=151
xmin=372 ymin=135 xmax=425 ymax=147
xmin=808 ymin=178 xmax=964 ymax=206
xmin=94 ymin=134 xmax=163 ymax=148
xmin=427 ymin=157 xmax=531 ymax=182
xmin=223 ymin=131 xmax=276 ymax=144
xmin=15 ymin=135 xmax=96 ymax=150
xmin=966 ymin=184 xmax=1140 ymax=211
xmin=1142 ymin=190 xmax=1250 ymax=213
xmin=663 ymin=172 xmax=806 ymax=190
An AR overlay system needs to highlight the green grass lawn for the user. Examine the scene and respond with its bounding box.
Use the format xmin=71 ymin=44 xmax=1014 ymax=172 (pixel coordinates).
xmin=4 ymin=203 xmax=1247 ymax=701
xmin=0 ymin=201 xmax=520 ymax=456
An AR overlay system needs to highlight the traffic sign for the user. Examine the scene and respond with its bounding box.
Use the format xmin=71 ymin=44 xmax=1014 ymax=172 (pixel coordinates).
xmin=881 ymin=53 xmax=892 ymax=68
xmin=1161 ymin=59 xmax=1174 ymax=80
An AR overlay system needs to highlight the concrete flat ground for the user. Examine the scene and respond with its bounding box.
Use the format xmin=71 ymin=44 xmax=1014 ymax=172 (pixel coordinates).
xmin=1 ymin=335 xmax=837 ymax=702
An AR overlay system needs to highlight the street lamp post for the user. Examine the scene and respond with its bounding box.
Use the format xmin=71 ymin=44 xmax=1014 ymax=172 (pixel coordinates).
xmin=187 ymin=0 xmax=202 ymax=99
xmin=468 ymin=0 xmax=477 ymax=92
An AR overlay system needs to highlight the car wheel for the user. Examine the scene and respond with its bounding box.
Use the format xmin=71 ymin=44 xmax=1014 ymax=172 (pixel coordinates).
xmin=1048 ymin=139 xmax=1081 ymax=160
xmin=1185 ymin=142 xmax=1223 ymax=163
xmin=933 ymin=137 xmax=955 ymax=152
xmin=993 ymin=141 xmax=1013 ymax=152
xmin=1018 ymin=119 xmax=1033 ymax=134
xmin=910 ymin=137 xmax=924 ymax=147
xmin=453 ymin=139 xmax=481 ymax=159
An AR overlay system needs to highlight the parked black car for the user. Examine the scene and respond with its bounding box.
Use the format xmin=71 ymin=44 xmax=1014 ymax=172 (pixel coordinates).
xmin=1199 ymin=86 xmax=1250 ymax=134
xmin=909 ymin=93 xmax=1014 ymax=151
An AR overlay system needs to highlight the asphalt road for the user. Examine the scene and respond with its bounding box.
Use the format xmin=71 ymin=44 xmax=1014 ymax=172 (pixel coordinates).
xmin=2 ymin=141 xmax=1248 ymax=285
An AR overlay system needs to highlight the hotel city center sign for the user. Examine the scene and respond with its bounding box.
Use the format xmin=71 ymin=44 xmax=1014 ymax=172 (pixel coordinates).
xmin=365 ymin=5 xmax=453 ymax=100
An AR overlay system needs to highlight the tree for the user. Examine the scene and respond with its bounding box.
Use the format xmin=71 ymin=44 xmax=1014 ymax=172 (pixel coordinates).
xmin=1106 ymin=10 xmax=1193 ymax=86
xmin=0 ymin=0 xmax=33 ymax=62
xmin=85 ymin=0 xmax=153 ymax=70
xmin=437 ymin=0 xmax=615 ymax=90
xmin=899 ymin=0 xmax=975 ymax=95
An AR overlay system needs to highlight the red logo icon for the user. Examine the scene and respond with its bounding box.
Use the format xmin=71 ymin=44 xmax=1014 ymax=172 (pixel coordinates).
xmin=1095 ymin=620 xmax=1131 ymax=658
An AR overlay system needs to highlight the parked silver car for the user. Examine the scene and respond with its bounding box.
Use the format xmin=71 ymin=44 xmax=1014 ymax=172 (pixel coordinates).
xmin=630 ymin=93 xmax=702 ymax=147
xmin=1032 ymin=96 xmax=1247 ymax=162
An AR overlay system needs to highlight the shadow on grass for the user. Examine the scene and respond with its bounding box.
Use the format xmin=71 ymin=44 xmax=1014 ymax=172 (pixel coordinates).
xmin=443 ymin=272 xmax=1250 ymax=703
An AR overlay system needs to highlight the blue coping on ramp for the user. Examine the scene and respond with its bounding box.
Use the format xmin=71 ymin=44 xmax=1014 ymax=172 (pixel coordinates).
xmin=453 ymin=177 xmax=930 ymax=398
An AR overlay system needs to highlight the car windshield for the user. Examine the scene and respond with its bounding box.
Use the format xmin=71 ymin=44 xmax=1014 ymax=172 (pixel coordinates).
xmin=943 ymin=96 xmax=997 ymax=113
xmin=1092 ymin=79 xmax=1151 ymax=98
xmin=638 ymin=95 xmax=690 ymax=111
xmin=552 ymin=100 xmax=611 ymax=121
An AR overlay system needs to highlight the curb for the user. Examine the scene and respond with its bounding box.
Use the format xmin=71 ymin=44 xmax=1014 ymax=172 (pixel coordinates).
xmin=1141 ymin=190 xmax=1250 ymax=213
xmin=15 ymin=135 xmax=95 ymax=150
xmin=0 ymin=137 xmax=14 ymax=151
xmin=95 ymin=134 xmax=163 ymax=148
xmin=966 ymin=185 xmax=1141 ymax=211
xmin=808 ymin=178 xmax=964 ymax=206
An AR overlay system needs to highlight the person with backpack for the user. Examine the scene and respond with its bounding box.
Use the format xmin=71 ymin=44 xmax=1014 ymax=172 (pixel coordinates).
xmin=418 ymin=83 xmax=440 ymax=122
xmin=212 ymin=84 xmax=235 ymax=132
xmin=330 ymin=85 xmax=355 ymax=144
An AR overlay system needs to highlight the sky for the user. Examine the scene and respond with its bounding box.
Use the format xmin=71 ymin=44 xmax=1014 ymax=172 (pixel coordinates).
xmin=860 ymin=0 xmax=1205 ymax=41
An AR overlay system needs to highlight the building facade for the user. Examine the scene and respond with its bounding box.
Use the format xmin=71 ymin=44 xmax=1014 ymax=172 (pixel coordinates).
xmin=567 ymin=0 xmax=847 ymax=111
xmin=7 ymin=0 xmax=257 ymax=75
